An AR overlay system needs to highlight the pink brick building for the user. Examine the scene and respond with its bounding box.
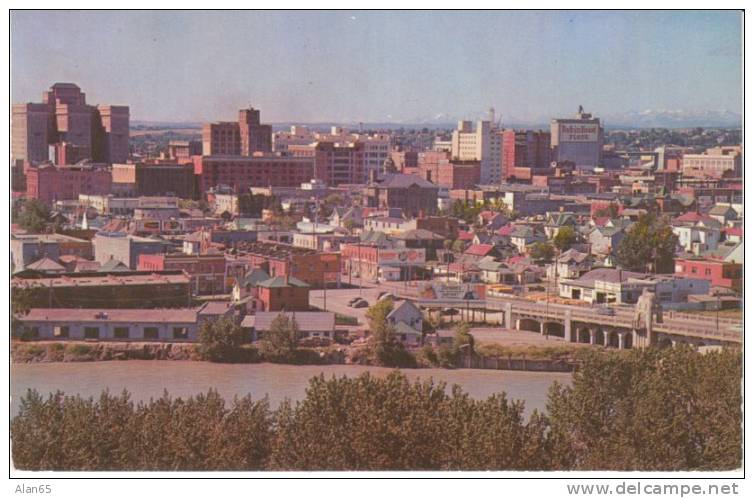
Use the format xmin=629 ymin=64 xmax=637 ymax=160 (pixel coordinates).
xmin=192 ymin=155 xmax=315 ymax=195
xmin=25 ymin=162 xmax=112 ymax=204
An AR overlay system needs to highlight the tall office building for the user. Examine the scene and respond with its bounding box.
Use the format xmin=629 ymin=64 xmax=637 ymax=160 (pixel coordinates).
xmin=11 ymin=83 xmax=129 ymax=165
xmin=550 ymin=107 xmax=604 ymax=170
xmin=502 ymin=129 xmax=552 ymax=179
xmin=451 ymin=120 xmax=502 ymax=184
xmin=202 ymin=106 xmax=272 ymax=156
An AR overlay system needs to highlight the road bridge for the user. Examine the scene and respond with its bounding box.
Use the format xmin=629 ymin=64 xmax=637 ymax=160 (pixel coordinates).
xmin=415 ymin=295 xmax=742 ymax=349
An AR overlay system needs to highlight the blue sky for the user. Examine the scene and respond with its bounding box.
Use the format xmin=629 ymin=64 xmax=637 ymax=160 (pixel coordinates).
xmin=11 ymin=10 xmax=742 ymax=123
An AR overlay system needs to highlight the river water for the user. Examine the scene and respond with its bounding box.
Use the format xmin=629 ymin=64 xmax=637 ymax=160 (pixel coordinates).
xmin=11 ymin=361 xmax=571 ymax=418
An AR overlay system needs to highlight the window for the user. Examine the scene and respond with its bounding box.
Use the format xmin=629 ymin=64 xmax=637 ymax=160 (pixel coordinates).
xmin=53 ymin=326 xmax=69 ymax=338
xmin=144 ymin=327 xmax=159 ymax=340
xmin=114 ymin=327 xmax=129 ymax=339
xmin=84 ymin=327 xmax=100 ymax=339
xmin=24 ymin=326 xmax=40 ymax=339
xmin=705 ymin=268 xmax=712 ymax=276
xmin=173 ymin=327 xmax=189 ymax=340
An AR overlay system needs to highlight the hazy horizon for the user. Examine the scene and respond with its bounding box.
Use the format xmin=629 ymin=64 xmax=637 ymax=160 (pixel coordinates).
xmin=11 ymin=11 xmax=742 ymax=125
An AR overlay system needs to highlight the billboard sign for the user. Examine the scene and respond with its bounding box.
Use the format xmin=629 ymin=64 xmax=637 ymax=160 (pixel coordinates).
xmin=377 ymin=248 xmax=426 ymax=265
xmin=560 ymin=124 xmax=599 ymax=142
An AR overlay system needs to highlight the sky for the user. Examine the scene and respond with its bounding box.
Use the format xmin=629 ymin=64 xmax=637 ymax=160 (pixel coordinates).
xmin=10 ymin=10 xmax=743 ymax=124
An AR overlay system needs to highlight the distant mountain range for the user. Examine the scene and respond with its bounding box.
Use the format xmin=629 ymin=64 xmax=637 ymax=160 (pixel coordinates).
xmin=602 ymin=109 xmax=742 ymax=129
xmin=131 ymin=109 xmax=742 ymax=132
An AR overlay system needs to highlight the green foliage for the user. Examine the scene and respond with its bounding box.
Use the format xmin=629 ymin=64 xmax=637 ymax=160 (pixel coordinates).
xmin=553 ymin=226 xmax=577 ymax=252
xmin=451 ymin=239 xmax=466 ymax=253
xmin=198 ymin=317 xmax=247 ymax=363
xmin=238 ymin=193 xmax=280 ymax=217
xmin=530 ymin=241 xmax=555 ymax=262
xmin=270 ymin=372 xmax=540 ymax=470
xmin=259 ymin=313 xmax=300 ymax=362
xmin=10 ymin=348 xmax=742 ymax=471
xmin=546 ymin=347 xmax=742 ymax=470
xmin=11 ymin=389 xmax=272 ymax=471
xmin=453 ymin=322 xmax=475 ymax=352
xmin=614 ymin=213 xmax=677 ymax=273
xmin=365 ymin=299 xmax=415 ymax=367
xmin=15 ymin=199 xmax=51 ymax=233
xmin=450 ymin=199 xmax=484 ymax=224
xmin=593 ymin=203 xmax=620 ymax=219
xmin=66 ymin=344 xmax=92 ymax=356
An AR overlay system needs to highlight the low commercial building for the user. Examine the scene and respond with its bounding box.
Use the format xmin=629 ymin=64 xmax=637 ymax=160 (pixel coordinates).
xmin=363 ymin=172 xmax=439 ymax=217
xmin=12 ymin=270 xmax=192 ymax=308
xmin=559 ymin=268 xmax=710 ymax=305
xmin=242 ymin=311 xmax=335 ymax=342
xmin=235 ymin=241 xmax=341 ymax=288
xmin=93 ymin=232 xmax=165 ymax=269
xmin=25 ymin=162 xmax=112 ymax=205
xmin=138 ymin=253 xmax=228 ymax=295
xmin=11 ymin=233 xmax=92 ymax=272
xmin=257 ymin=275 xmax=310 ymax=311
xmin=340 ymin=242 xmax=426 ymax=281
xmin=15 ymin=302 xmax=232 ymax=342
xmin=674 ymin=257 xmax=742 ymax=292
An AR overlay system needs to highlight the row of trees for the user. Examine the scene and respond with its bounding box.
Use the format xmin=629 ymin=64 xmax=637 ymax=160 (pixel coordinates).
xmin=11 ymin=347 xmax=741 ymax=471
xmin=197 ymin=315 xmax=304 ymax=364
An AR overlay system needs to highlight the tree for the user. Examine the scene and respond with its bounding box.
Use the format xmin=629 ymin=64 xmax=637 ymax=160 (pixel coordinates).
xmin=16 ymin=199 xmax=50 ymax=233
xmin=594 ymin=203 xmax=620 ymax=219
xmin=365 ymin=299 xmax=414 ymax=367
xmin=530 ymin=242 xmax=555 ymax=262
xmin=197 ymin=317 xmax=247 ymax=363
xmin=613 ymin=213 xmax=677 ymax=273
xmin=553 ymin=226 xmax=577 ymax=252
xmin=259 ymin=313 xmax=299 ymax=361
xmin=547 ymin=347 xmax=742 ymax=470
xmin=453 ymin=321 xmax=475 ymax=353
xmin=451 ymin=239 xmax=466 ymax=254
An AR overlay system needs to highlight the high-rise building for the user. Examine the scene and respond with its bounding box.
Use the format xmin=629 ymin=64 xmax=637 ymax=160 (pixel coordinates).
xmin=11 ymin=83 xmax=129 ymax=165
xmin=502 ymin=129 xmax=551 ymax=179
xmin=202 ymin=106 xmax=272 ymax=156
xmin=550 ymin=107 xmax=604 ymax=170
xmin=288 ymin=141 xmax=365 ymax=186
xmin=451 ymin=120 xmax=502 ymax=184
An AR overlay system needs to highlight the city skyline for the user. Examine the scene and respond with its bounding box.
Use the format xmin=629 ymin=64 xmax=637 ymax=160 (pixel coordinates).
xmin=11 ymin=11 xmax=742 ymax=125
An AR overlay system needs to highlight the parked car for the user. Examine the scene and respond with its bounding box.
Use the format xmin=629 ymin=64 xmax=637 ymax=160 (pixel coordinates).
xmin=347 ymin=297 xmax=362 ymax=306
xmin=352 ymin=299 xmax=369 ymax=308
xmin=379 ymin=293 xmax=396 ymax=301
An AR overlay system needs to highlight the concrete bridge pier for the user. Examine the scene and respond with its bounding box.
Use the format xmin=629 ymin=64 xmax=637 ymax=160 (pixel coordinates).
xmin=565 ymin=310 xmax=573 ymax=342
xmin=589 ymin=328 xmax=596 ymax=345
xmin=504 ymin=303 xmax=512 ymax=330
xmin=540 ymin=321 xmax=546 ymax=335
xmin=618 ymin=331 xmax=626 ymax=350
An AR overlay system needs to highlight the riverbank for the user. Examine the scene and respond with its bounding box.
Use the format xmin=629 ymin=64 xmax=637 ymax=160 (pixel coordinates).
xmin=11 ymin=340 xmax=583 ymax=372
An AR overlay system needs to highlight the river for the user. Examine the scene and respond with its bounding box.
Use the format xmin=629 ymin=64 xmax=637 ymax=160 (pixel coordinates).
xmin=11 ymin=361 xmax=571 ymax=418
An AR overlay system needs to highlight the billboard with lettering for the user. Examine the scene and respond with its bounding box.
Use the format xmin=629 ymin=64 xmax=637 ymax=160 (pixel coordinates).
xmin=560 ymin=124 xmax=599 ymax=142
xmin=377 ymin=248 xmax=426 ymax=265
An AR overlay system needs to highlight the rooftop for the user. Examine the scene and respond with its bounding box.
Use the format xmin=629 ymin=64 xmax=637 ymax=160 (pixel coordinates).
xmin=241 ymin=312 xmax=335 ymax=331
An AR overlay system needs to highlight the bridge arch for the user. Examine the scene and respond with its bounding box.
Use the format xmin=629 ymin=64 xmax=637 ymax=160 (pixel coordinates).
xmin=594 ymin=328 xmax=605 ymax=346
xmin=605 ymin=330 xmax=620 ymax=348
xmin=543 ymin=321 xmax=565 ymax=338
xmin=623 ymin=331 xmax=633 ymax=349
xmin=518 ymin=317 xmax=541 ymax=333
xmin=577 ymin=327 xmax=591 ymax=344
